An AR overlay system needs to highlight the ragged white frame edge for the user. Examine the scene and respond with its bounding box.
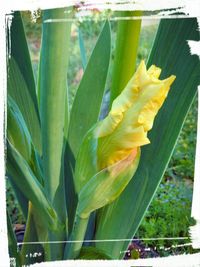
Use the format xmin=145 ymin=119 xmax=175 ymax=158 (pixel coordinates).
xmin=0 ymin=1 xmax=200 ymax=266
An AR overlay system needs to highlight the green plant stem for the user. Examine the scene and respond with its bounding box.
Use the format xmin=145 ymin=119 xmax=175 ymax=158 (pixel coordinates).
xmin=40 ymin=7 xmax=71 ymax=207
xmin=64 ymin=215 xmax=89 ymax=259
xmin=39 ymin=7 xmax=72 ymax=260
xmin=110 ymin=11 xmax=142 ymax=106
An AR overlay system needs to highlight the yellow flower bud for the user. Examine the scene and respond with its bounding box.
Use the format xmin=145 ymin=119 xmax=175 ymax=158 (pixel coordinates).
xmin=95 ymin=60 xmax=176 ymax=169
xmin=75 ymin=60 xmax=176 ymax=218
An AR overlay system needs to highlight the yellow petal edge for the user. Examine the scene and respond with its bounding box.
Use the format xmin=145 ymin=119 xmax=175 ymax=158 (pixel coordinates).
xmin=95 ymin=60 xmax=176 ymax=169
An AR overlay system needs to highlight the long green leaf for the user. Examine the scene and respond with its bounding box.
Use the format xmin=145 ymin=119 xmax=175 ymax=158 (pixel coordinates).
xmin=20 ymin=203 xmax=45 ymax=265
xmin=7 ymin=142 xmax=60 ymax=231
xmin=8 ymin=12 xmax=38 ymax=112
xmin=7 ymin=12 xmax=41 ymax=154
xmin=79 ymin=247 xmax=112 ymax=259
xmin=40 ymin=8 xmax=71 ymax=208
xmin=68 ymin=21 xmax=111 ymax=158
xmin=8 ymin=177 xmax=28 ymax=220
xmin=95 ymin=18 xmax=200 ymax=258
xmin=39 ymin=7 xmax=72 ymax=260
xmin=65 ymin=21 xmax=111 ymax=233
xmin=7 ymin=95 xmax=44 ymax=185
xmin=7 ymin=95 xmax=32 ymax=163
xmin=7 ymin=211 xmax=21 ymax=266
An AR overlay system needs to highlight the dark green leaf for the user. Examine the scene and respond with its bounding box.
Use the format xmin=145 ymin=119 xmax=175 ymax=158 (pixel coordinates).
xmin=79 ymin=246 xmax=112 ymax=259
xmin=20 ymin=204 xmax=46 ymax=265
xmin=7 ymin=142 xmax=60 ymax=231
xmin=68 ymin=21 xmax=111 ymax=158
xmin=65 ymin=21 xmax=111 ymax=232
xmin=7 ymin=12 xmax=41 ymax=154
xmin=7 ymin=211 xmax=21 ymax=266
xmin=8 ymin=176 xmax=28 ymax=220
xmin=95 ymin=18 xmax=200 ymax=258
xmin=7 ymin=95 xmax=32 ymax=163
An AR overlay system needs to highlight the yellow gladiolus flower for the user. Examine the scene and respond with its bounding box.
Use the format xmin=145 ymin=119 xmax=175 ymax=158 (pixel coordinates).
xmin=95 ymin=60 xmax=176 ymax=169
xmin=75 ymin=60 xmax=176 ymax=219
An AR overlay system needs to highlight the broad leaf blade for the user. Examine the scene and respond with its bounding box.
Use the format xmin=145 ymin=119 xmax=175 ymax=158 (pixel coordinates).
xmin=79 ymin=247 xmax=112 ymax=259
xmin=20 ymin=203 xmax=46 ymax=265
xmin=65 ymin=21 xmax=111 ymax=232
xmin=73 ymin=127 xmax=140 ymax=218
xmin=8 ymin=177 xmax=28 ymax=220
xmin=7 ymin=12 xmax=41 ymax=154
xmin=68 ymin=21 xmax=111 ymax=158
xmin=39 ymin=8 xmax=72 ymax=260
xmin=7 ymin=95 xmax=32 ymax=163
xmin=7 ymin=142 xmax=59 ymax=231
xmin=7 ymin=212 xmax=21 ymax=266
xmin=39 ymin=8 xmax=71 ymax=210
xmin=8 ymin=12 xmax=38 ymax=111
xmin=95 ymin=18 xmax=200 ymax=258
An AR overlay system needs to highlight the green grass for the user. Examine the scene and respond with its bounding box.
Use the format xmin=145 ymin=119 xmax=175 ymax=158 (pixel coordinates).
xmin=166 ymin=96 xmax=198 ymax=180
xmin=136 ymin=177 xmax=195 ymax=256
xmin=6 ymin=179 xmax=25 ymax=224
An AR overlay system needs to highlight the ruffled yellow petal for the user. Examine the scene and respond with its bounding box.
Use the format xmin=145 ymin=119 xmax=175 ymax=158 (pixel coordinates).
xmin=137 ymin=75 xmax=175 ymax=131
xmin=97 ymin=125 xmax=149 ymax=169
xmin=147 ymin=64 xmax=161 ymax=78
xmin=96 ymin=60 xmax=176 ymax=169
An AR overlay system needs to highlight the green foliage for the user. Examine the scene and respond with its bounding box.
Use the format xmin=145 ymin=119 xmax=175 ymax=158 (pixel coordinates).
xmin=79 ymin=247 xmax=112 ymax=259
xmin=79 ymin=20 xmax=104 ymax=40
xmin=21 ymin=11 xmax=42 ymax=84
xmin=166 ymin=96 xmax=198 ymax=180
xmin=21 ymin=11 xmax=42 ymax=38
xmin=8 ymin=12 xmax=41 ymax=155
xmin=7 ymin=142 xmax=59 ymax=231
xmin=6 ymin=179 xmax=24 ymax=225
xmin=136 ymin=178 xmax=195 ymax=255
xmin=95 ymin=18 xmax=200 ymax=258
xmin=68 ymin=21 xmax=111 ymax=157
xmin=7 ymin=212 xmax=21 ymax=266
xmin=137 ymin=23 xmax=158 ymax=64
